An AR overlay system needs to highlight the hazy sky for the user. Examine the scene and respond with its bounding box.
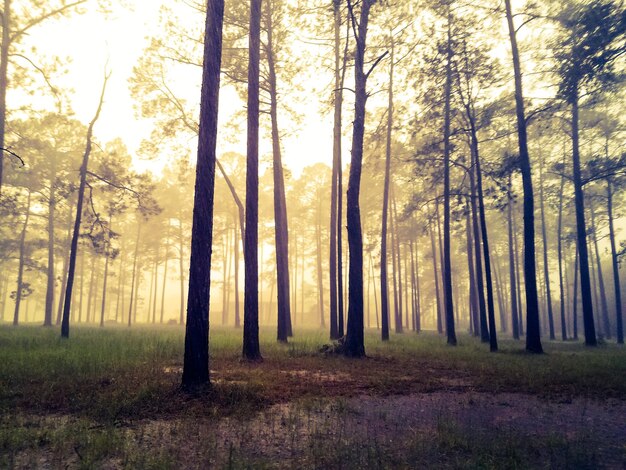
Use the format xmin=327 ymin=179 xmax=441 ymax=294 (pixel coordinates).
xmin=21 ymin=0 xmax=336 ymax=178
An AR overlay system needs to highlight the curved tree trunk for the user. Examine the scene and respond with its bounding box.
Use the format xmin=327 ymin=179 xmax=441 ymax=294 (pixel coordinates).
xmin=607 ymin=181 xmax=623 ymax=343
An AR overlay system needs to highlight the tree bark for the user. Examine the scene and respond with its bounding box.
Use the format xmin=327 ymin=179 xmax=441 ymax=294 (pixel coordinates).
xmin=570 ymin=92 xmax=597 ymax=346
xmin=557 ymin=166 xmax=567 ymax=340
xmin=379 ymin=35 xmax=394 ymax=341
xmin=442 ymin=12 xmax=456 ymax=345
xmin=266 ymin=0 xmax=292 ymax=342
xmin=344 ymin=0 xmax=375 ymax=358
xmin=181 ymin=0 xmax=224 ymax=388
xmin=504 ymin=0 xmax=542 ymax=353
xmin=507 ymin=187 xmax=520 ymax=340
xmin=0 ymin=0 xmax=10 ymax=194
xmin=243 ymin=0 xmax=262 ymax=361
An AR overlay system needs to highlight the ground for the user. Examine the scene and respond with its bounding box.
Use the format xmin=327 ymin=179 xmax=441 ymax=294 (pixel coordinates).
xmin=0 ymin=326 xmax=625 ymax=469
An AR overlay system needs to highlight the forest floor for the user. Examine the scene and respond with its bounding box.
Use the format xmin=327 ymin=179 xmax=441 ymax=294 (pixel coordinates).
xmin=0 ymin=325 xmax=625 ymax=469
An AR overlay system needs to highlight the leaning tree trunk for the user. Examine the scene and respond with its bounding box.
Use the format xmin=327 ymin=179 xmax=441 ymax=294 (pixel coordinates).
xmin=504 ymin=0 xmax=542 ymax=353
xmin=242 ymin=0 xmax=262 ymax=361
xmin=607 ymin=180 xmax=623 ymax=343
xmin=13 ymin=190 xmax=31 ymax=326
xmin=61 ymin=75 xmax=108 ymax=338
xmin=181 ymin=0 xmax=225 ymax=388
xmin=570 ymin=90 xmax=597 ymax=346
xmin=344 ymin=0 xmax=375 ymax=358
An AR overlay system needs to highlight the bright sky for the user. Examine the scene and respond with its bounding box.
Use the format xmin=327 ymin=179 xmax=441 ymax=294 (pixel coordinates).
xmin=22 ymin=0 xmax=336 ymax=178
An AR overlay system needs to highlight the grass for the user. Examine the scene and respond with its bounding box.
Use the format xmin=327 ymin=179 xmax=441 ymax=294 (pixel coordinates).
xmin=0 ymin=325 xmax=625 ymax=468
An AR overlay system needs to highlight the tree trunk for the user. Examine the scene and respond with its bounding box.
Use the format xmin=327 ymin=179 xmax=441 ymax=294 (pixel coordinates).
xmin=181 ymin=0 xmax=224 ymax=388
xmin=504 ymin=0 xmax=542 ymax=353
xmin=316 ymin=198 xmax=325 ymax=327
xmin=344 ymin=0 xmax=375 ymax=358
xmin=44 ymin=156 xmax=57 ymax=326
xmin=379 ymin=35 xmax=394 ymax=341
xmin=429 ymin=216 xmax=442 ymax=333
xmin=99 ymin=214 xmax=113 ymax=327
xmin=115 ymin=248 xmax=125 ymax=323
xmin=435 ymin=200 xmax=444 ymax=334
xmin=507 ymin=188 xmax=520 ymax=340
xmin=13 ymin=190 xmax=31 ymax=325
xmin=570 ymin=91 xmax=597 ymax=346
xmin=127 ymin=222 xmax=141 ymax=327
xmin=392 ymin=189 xmax=404 ymax=333
xmin=573 ymin=247 xmax=579 ymax=340
xmin=233 ymin=212 xmax=240 ymax=328
xmin=329 ymin=0 xmax=346 ymax=340
xmin=557 ymin=167 xmax=567 ymax=340
xmin=442 ymin=12 xmax=456 ymax=345
xmin=160 ymin=237 xmax=169 ymax=324
xmin=56 ymin=201 xmax=73 ymax=325
xmin=179 ymin=218 xmax=185 ymax=325
xmin=369 ymin=252 xmax=380 ymax=329
xmin=472 ymin=119 xmax=497 ymax=351
xmin=77 ymin=251 xmax=85 ymax=323
xmin=589 ymin=197 xmax=611 ymax=338
xmin=85 ymin=255 xmax=96 ymax=324
xmin=242 ymin=0 xmax=262 ymax=361
xmin=465 ymin=204 xmax=479 ymax=336
xmin=539 ymin=159 xmax=555 ymax=339
xmin=607 ymin=181 xmax=623 ymax=343
xmin=390 ymin=191 xmax=400 ymax=333
xmin=470 ymin=152 xmax=489 ymax=342
xmin=61 ymin=75 xmax=108 ymax=338
xmin=266 ymin=0 xmax=292 ymax=343
xmin=0 ymin=0 xmax=10 ymax=194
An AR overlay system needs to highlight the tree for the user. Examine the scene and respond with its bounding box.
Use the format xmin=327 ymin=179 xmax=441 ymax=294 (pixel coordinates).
xmin=181 ymin=0 xmax=225 ymax=389
xmin=553 ymin=0 xmax=625 ymax=346
xmin=60 ymin=72 xmax=108 ymax=339
xmin=243 ymin=0 xmax=263 ymax=362
xmin=0 ymin=0 xmax=89 ymax=195
xmin=504 ymin=0 xmax=543 ymax=353
xmin=343 ymin=0 xmax=381 ymax=358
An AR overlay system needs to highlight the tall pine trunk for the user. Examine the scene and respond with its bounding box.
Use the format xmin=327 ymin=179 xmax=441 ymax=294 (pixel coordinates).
xmin=589 ymin=197 xmax=611 ymax=338
xmin=539 ymin=159 xmax=555 ymax=339
xmin=266 ymin=0 xmax=292 ymax=342
xmin=181 ymin=0 xmax=225 ymax=388
xmin=44 ymin=156 xmax=57 ymax=326
xmin=607 ymin=181 xmax=623 ymax=343
xmin=507 ymin=186 xmax=520 ymax=340
xmin=242 ymin=0 xmax=262 ymax=361
xmin=571 ymin=91 xmax=596 ymax=346
xmin=344 ymin=0 xmax=375 ymax=358
xmin=504 ymin=0 xmax=542 ymax=353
